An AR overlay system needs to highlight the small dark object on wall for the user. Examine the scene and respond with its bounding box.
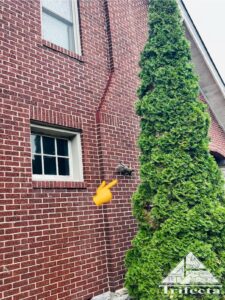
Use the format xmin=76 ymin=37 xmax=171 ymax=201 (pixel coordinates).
xmin=116 ymin=162 xmax=134 ymax=176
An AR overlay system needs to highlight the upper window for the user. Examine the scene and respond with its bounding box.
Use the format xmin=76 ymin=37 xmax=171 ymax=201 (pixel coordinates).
xmin=41 ymin=0 xmax=81 ymax=54
xmin=31 ymin=124 xmax=83 ymax=181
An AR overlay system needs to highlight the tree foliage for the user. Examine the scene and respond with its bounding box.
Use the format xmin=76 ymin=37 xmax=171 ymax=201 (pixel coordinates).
xmin=125 ymin=1 xmax=225 ymax=299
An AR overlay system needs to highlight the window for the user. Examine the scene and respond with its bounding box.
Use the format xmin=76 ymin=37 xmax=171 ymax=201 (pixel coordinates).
xmin=31 ymin=124 xmax=83 ymax=181
xmin=41 ymin=0 xmax=81 ymax=54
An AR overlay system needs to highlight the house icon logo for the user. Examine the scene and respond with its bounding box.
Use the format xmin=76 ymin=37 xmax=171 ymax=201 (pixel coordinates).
xmin=160 ymin=252 xmax=222 ymax=296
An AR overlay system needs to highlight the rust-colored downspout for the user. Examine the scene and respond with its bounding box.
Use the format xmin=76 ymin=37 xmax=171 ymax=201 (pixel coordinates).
xmin=96 ymin=0 xmax=114 ymax=125
xmin=95 ymin=0 xmax=116 ymax=292
xmin=96 ymin=71 xmax=114 ymax=123
xmin=96 ymin=0 xmax=114 ymax=181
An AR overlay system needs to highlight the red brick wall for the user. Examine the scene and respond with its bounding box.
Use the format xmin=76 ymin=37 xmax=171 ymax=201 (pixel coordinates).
xmin=209 ymin=112 xmax=225 ymax=158
xmin=0 ymin=1 xmax=148 ymax=299
xmin=200 ymin=95 xmax=225 ymax=158
xmin=96 ymin=0 xmax=149 ymax=290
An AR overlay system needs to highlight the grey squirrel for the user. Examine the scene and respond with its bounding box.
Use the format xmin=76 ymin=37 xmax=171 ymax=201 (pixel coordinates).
xmin=116 ymin=162 xmax=134 ymax=176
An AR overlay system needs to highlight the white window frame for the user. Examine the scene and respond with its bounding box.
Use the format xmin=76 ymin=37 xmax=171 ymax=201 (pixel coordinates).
xmin=31 ymin=124 xmax=83 ymax=182
xmin=41 ymin=0 xmax=81 ymax=55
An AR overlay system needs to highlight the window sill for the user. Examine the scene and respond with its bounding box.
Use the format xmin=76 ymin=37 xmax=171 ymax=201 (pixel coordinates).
xmin=32 ymin=180 xmax=87 ymax=189
xmin=42 ymin=39 xmax=84 ymax=62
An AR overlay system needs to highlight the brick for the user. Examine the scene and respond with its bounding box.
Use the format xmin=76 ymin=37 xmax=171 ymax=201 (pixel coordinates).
xmin=2 ymin=1 xmax=221 ymax=300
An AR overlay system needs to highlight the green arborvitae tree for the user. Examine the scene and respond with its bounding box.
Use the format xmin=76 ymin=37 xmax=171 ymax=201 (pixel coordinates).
xmin=125 ymin=0 xmax=225 ymax=299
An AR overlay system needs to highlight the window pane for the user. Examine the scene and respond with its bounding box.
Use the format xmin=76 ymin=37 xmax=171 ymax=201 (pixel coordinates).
xmin=42 ymin=12 xmax=74 ymax=51
xmin=43 ymin=136 xmax=55 ymax=155
xmin=32 ymin=155 xmax=42 ymax=174
xmin=31 ymin=134 xmax=41 ymax=154
xmin=42 ymin=0 xmax=73 ymax=21
xmin=44 ymin=156 xmax=56 ymax=175
xmin=57 ymin=139 xmax=68 ymax=156
xmin=58 ymin=158 xmax=70 ymax=176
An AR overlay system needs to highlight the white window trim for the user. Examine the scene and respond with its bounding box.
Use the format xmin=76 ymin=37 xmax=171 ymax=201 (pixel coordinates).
xmin=41 ymin=0 xmax=81 ymax=55
xmin=71 ymin=0 xmax=81 ymax=55
xmin=31 ymin=124 xmax=83 ymax=182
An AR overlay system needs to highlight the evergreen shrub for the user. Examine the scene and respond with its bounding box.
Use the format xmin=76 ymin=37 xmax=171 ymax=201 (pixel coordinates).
xmin=125 ymin=1 xmax=225 ymax=299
